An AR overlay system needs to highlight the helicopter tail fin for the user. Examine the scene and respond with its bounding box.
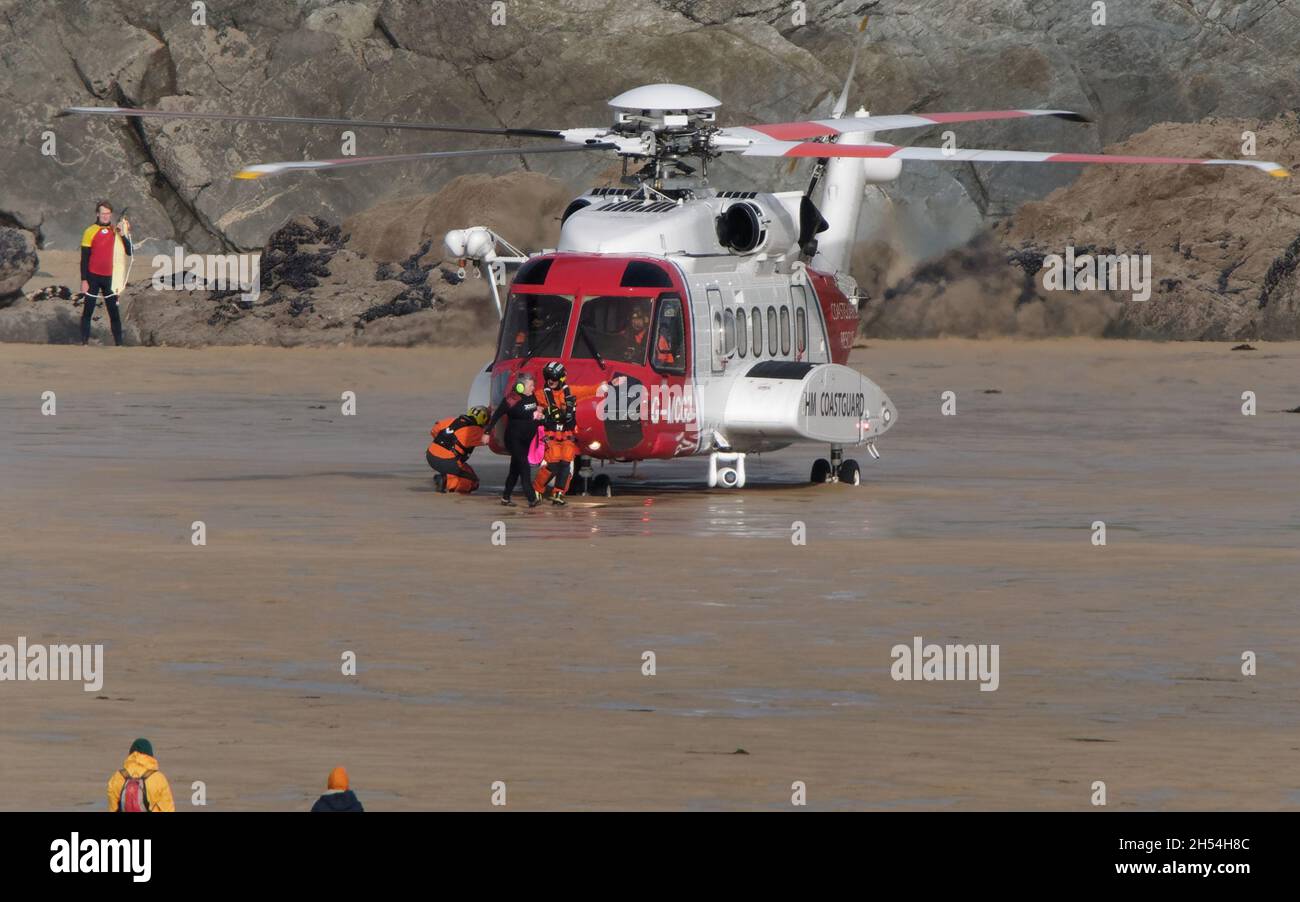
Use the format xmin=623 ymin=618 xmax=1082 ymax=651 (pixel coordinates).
xmin=809 ymin=17 xmax=879 ymax=277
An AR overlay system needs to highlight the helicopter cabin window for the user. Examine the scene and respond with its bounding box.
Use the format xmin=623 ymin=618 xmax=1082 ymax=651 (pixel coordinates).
xmin=620 ymin=260 xmax=674 ymax=288
xmin=723 ymin=308 xmax=736 ymax=357
xmin=513 ymin=256 xmax=553 ymax=286
xmin=752 ymin=308 xmax=763 ymax=357
xmin=790 ymin=284 xmax=809 ymax=355
xmin=651 ymin=294 xmax=686 ymax=375
xmin=780 ymin=306 xmax=791 ymax=355
xmin=766 ymin=306 xmax=778 ymax=356
xmin=497 ymin=292 xmax=572 ymax=362
xmin=735 ymin=308 xmax=747 ymax=357
xmin=712 ymin=311 xmax=723 ymax=358
xmin=571 ymin=295 xmax=655 ymax=365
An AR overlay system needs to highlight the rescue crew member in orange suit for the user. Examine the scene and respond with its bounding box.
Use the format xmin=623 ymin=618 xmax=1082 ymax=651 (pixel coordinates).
xmin=626 ymin=304 xmax=676 ymax=367
xmin=531 ymin=361 xmax=595 ymax=506
xmin=426 ymin=406 xmax=490 ymax=494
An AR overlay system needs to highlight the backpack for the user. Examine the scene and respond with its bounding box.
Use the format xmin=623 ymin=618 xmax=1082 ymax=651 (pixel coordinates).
xmin=118 ymin=768 xmax=155 ymax=812
xmin=433 ymin=415 xmax=475 ymax=455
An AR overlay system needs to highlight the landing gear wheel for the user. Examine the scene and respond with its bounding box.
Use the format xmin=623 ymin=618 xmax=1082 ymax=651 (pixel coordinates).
xmin=589 ymin=473 xmax=613 ymax=497
xmin=811 ymin=458 xmax=832 ymax=484
xmin=837 ymin=459 xmax=860 ymax=486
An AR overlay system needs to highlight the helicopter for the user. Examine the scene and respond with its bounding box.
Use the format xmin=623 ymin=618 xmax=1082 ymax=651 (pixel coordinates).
xmin=61 ymin=26 xmax=1288 ymax=495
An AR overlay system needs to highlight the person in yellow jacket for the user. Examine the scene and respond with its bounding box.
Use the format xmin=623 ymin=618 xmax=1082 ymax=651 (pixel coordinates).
xmin=106 ymin=738 xmax=175 ymax=812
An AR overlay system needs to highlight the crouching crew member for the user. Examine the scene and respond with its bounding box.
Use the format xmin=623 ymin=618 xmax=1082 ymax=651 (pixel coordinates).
xmin=426 ymin=405 xmax=490 ymax=494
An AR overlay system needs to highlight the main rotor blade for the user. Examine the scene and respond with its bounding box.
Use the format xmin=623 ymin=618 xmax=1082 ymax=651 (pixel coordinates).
xmin=58 ymin=106 xmax=564 ymax=140
xmin=830 ymin=15 xmax=871 ymax=120
xmin=234 ymin=142 xmax=617 ymax=179
xmin=739 ymin=140 xmax=1290 ymax=177
xmin=720 ymin=109 xmax=1089 ymax=143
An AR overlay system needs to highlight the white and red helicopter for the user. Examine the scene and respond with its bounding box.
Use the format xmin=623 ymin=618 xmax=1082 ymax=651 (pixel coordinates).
xmin=62 ymin=28 xmax=1288 ymax=495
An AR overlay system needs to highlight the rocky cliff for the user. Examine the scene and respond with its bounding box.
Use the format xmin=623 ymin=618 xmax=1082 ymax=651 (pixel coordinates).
xmin=2 ymin=0 xmax=1298 ymax=341
xmin=5 ymin=0 xmax=1298 ymax=252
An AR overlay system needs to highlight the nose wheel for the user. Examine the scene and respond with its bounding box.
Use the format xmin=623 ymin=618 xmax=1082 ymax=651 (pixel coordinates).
xmin=810 ymin=458 xmax=833 ymax=484
xmin=588 ymin=473 xmax=613 ymax=497
xmin=811 ymin=446 xmax=866 ymax=485
xmin=572 ymin=456 xmax=613 ymax=497
xmin=837 ymin=459 xmax=860 ymax=485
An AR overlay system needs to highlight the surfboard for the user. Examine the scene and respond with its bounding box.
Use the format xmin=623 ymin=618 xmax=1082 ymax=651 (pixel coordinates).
xmin=110 ymin=218 xmax=130 ymax=295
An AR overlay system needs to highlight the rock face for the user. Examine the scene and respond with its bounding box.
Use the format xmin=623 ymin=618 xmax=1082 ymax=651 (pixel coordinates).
xmin=6 ymin=116 xmax=1299 ymax=344
xmin=3 ymin=0 xmax=1298 ymax=259
xmin=863 ymin=114 xmax=1300 ymax=340
xmin=116 ymin=212 xmax=501 ymax=347
xmin=343 ymin=170 xmax=573 ymax=264
xmin=3 ymin=1 xmax=1299 ymax=342
xmin=0 ymin=228 xmax=39 ymax=303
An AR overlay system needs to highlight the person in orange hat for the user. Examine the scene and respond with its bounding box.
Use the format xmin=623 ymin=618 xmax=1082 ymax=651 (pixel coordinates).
xmin=310 ymin=766 xmax=364 ymax=812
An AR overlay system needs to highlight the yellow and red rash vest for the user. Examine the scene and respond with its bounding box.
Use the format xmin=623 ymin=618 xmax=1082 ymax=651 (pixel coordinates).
xmin=80 ymin=224 xmax=121 ymax=279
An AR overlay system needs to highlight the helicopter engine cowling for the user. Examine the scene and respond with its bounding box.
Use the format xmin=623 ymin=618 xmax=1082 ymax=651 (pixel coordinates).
xmin=557 ymin=190 xmax=802 ymax=259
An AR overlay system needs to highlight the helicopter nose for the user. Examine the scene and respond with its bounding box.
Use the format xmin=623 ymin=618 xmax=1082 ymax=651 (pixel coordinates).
xmin=877 ymin=391 xmax=897 ymax=435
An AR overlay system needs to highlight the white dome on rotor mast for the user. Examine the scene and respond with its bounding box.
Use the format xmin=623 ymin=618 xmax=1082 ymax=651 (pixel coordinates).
xmin=608 ymin=84 xmax=721 ymax=112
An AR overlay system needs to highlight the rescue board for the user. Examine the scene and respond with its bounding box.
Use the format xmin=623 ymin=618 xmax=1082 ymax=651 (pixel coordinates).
xmin=110 ymin=218 xmax=130 ymax=294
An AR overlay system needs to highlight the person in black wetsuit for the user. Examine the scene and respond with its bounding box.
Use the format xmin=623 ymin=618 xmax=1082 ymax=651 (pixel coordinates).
xmin=486 ymin=372 xmax=542 ymax=507
xmin=79 ymin=201 xmax=132 ymax=346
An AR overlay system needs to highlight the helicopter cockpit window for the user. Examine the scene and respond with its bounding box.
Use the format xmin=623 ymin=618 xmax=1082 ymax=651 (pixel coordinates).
xmin=497 ymin=292 xmax=572 ymax=362
xmin=650 ymin=294 xmax=686 ymax=375
xmin=572 ymin=296 xmax=655 ymax=365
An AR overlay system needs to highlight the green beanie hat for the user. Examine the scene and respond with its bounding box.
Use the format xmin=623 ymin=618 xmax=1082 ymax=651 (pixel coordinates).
xmin=129 ymin=738 xmax=153 ymax=757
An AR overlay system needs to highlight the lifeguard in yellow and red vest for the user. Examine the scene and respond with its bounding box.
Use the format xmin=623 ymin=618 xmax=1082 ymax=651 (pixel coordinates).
xmin=532 ymin=362 xmax=598 ymax=506
xmin=426 ymin=405 xmax=490 ymax=494
xmin=79 ymin=200 xmax=133 ymax=346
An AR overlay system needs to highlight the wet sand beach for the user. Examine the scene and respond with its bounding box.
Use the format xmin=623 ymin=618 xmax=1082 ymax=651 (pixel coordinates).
xmin=1 ymin=339 xmax=1297 ymax=810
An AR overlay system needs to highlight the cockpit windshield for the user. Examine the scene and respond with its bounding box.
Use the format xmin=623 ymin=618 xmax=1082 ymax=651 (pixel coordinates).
xmin=496 ymin=293 xmax=572 ymax=362
xmin=570 ymin=296 xmax=654 ymax=365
